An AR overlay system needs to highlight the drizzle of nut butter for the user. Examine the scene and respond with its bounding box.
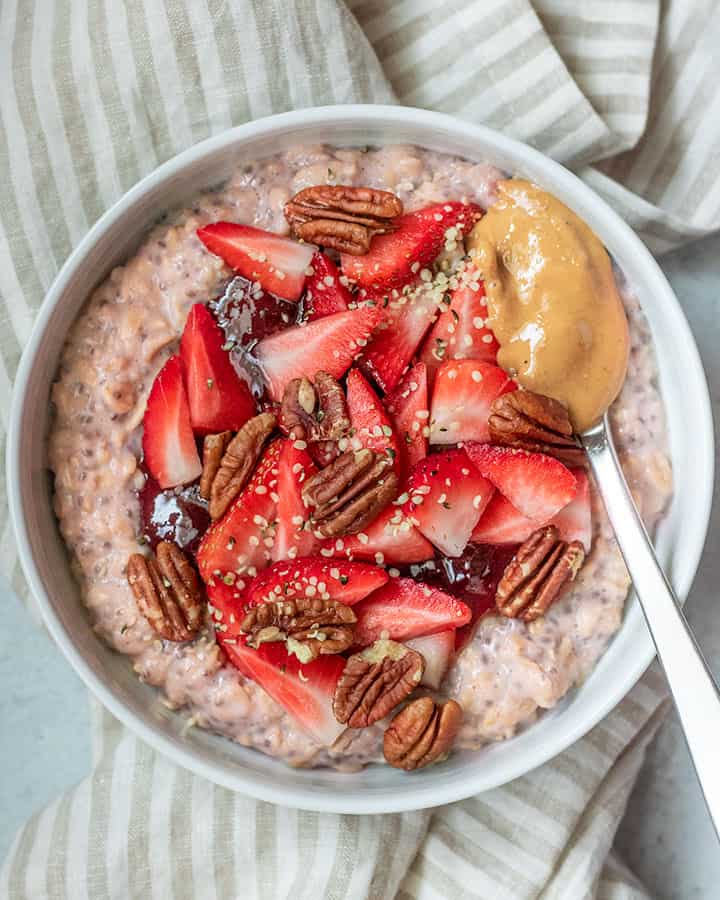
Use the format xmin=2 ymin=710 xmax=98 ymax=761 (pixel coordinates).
xmin=466 ymin=180 xmax=629 ymax=432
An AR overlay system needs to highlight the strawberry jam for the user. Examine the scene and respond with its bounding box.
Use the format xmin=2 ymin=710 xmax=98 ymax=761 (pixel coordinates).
xmin=139 ymin=474 xmax=210 ymax=555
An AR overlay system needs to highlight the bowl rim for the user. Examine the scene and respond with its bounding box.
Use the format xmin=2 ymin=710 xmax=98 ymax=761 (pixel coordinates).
xmin=7 ymin=103 xmax=714 ymax=813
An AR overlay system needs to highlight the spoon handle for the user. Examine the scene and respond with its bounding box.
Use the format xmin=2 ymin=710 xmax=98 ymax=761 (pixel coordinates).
xmin=581 ymin=417 xmax=720 ymax=840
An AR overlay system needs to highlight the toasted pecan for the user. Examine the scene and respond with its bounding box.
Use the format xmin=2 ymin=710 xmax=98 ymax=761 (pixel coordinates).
xmin=383 ymin=697 xmax=463 ymax=771
xmin=207 ymin=412 xmax=276 ymax=520
xmin=488 ymin=390 xmax=584 ymax=466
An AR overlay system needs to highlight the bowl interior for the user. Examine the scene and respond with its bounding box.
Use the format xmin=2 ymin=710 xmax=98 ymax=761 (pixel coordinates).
xmin=9 ymin=106 xmax=714 ymax=813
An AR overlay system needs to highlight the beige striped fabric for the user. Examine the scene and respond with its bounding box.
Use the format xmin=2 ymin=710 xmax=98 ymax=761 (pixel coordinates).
xmin=1 ymin=0 xmax=715 ymax=896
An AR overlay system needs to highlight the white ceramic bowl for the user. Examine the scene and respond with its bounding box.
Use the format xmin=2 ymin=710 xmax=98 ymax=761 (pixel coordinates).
xmin=8 ymin=105 xmax=714 ymax=814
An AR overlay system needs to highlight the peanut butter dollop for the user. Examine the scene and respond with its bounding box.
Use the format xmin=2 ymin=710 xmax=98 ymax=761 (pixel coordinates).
xmin=467 ymin=180 xmax=629 ymax=432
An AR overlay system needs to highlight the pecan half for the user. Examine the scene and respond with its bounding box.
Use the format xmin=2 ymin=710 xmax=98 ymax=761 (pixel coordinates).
xmin=285 ymin=185 xmax=403 ymax=255
xmin=488 ymin=391 xmax=584 ymax=466
xmin=127 ymin=541 xmax=203 ymax=641
xmin=333 ymin=639 xmax=425 ymax=728
xmin=207 ymin=412 xmax=276 ymax=520
xmin=279 ymin=372 xmax=350 ymax=456
xmin=200 ymin=431 xmax=232 ymax=499
xmin=240 ymin=596 xmax=356 ymax=661
xmin=383 ymin=697 xmax=463 ymax=771
xmin=302 ymin=448 xmax=399 ymax=537
xmin=495 ymin=525 xmax=586 ymax=621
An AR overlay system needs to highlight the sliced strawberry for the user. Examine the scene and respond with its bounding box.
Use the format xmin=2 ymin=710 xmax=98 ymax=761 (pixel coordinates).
xmin=272 ymin=440 xmax=320 ymax=562
xmin=352 ymin=577 xmax=471 ymax=645
xmin=210 ymin=581 xmax=346 ymax=746
xmin=551 ymin=468 xmax=592 ymax=550
xmin=179 ymin=303 xmax=255 ymax=434
xmin=197 ymin=222 xmax=315 ymax=302
xmin=403 ymin=449 xmax=494 ymax=558
xmin=319 ymin=506 xmax=434 ymax=565
xmin=464 ymin=443 xmax=577 ymax=522
xmin=429 ymin=360 xmax=516 ymax=445
xmin=345 ymin=367 xmax=401 ymax=473
xmin=197 ymin=440 xmax=280 ymax=584
xmin=470 ymin=492 xmax=538 ymax=545
xmin=245 ymin=557 xmax=389 ymax=607
xmin=142 ymin=355 xmax=202 ymax=489
xmin=385 ymin=362 xmax=429 ymax=471
xmin=341 ymin=202 xmax=482 ymax=293
xmin=304 ymin=252 xmax=351 ymax=320
xmin=254 ymin=307 xmax=382 ymax=401
xmin=359 ymin=286 xmax=440 ymax=392
xmin=420 ymin=264 xmax=498 ymax=383
xmin=405 ymin=630 xmax=455 ymax=689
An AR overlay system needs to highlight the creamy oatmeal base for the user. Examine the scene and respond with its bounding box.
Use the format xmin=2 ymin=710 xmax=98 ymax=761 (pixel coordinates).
xmin=48 ymin=144 xmax=672 ymax=769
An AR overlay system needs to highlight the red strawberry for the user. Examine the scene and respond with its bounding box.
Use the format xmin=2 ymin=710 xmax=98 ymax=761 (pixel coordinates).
xmin=142 ymin=355 xmax=202 ymax=489
xmin=470 ymin=492 xmax=537 ymax=545
xmin=420 ymin=264 xmax=498 ymax=382
xmin=405 ymin=630 xmax=455 ymax=689
xmin=197 ymin=222 xmax=315 ymax=302
xmin=346 ymin=368 xmax=401 ymax=473
xmin=359 ymin=286 xmax=440 ymax=392
xmin=272 ymin=440 xmax=320 ymax=562
xmin=319 ymin=507 xmax=434 ymax=565
xmin=304 ymin=252 xmax=351 ymax=320
xmin=551 ymin=468 xmax=592 ymax=550
xmin=385 ymin=362 xmax=429 ymax=471
xmin=254 ymin=307 xmax=382 ymax=401
xmin=429 ymin=360 xmax=516 ymax=445
xmin=340 ymin=202 xmax=482 ymax=292
xmin=197 ymin=440 xmax=280 ymax=584
xmin=245 ymin=557 xmax=389 ymax=607
xmin=209 ymin=581 xmax=346 ymax=745
xmin=403 ymin=449 xmax=494 ymax=557
xmin=352 ymin=577 xmax=471 ymax=645
xmin=179 ymin=303 xmax=255 ymax=434
xmin=464 ymin=443 xmax=577 ymax=522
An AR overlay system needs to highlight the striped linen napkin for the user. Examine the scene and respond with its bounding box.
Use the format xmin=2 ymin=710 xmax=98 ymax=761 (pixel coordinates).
xmin=1 ymin=1 xmax=716 ymax=896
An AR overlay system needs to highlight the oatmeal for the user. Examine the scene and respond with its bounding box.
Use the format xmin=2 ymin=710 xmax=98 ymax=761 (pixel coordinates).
xmin=48 ymin=145 xmax=672 ymax=770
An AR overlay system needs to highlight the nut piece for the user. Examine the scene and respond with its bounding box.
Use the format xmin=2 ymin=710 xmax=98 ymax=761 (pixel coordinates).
xmin=285 ymin=185 xmax=403 ymax=255
xmin=488 ymin=390 xmax=585 ymax=466
xmin=383 ymin=697 xmax=463 ymax=771
xmin=333 ymin=639 xmax=425 ymax=728
xmin=127 ymin=541 xmax=203 ymax=641
xmin=279 ymin=371 xmax=350 ymax=452
xmin=314 ymin=371 xmax=351 ymax=442
xmin=240 ymin=596 xmax=356 ymax=661
xmin=495 ymin=525 xmax=586 ymax=621
xmin=208 ymin=412 xmax=277 ymax=520
xmin=200 ymin=431 xmax=232 ymax=499
xmin=302 ymin=448 xmax=399 ymax=537
xmin=279 ymin=377 xmax=317 ymax=442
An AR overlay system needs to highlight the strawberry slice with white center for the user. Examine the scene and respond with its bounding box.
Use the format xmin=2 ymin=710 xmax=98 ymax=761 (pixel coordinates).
xmin=420 ymin=264 xmax=499 ymax=383
xmin=340 ymin=202 xmax=482 ymax=293
xmin=352 ymin=577 xmax=471 ymax=645
xmin=550 ymin=468 xmax=592 ymax=550
xmin=197 ymin=440 xmax=280 ymax=584
xmin=359 ymin=284 xmax=441 ymax=393
xmin=209 ymin=582 xmax=345 ymax=746
xmin=385 ymin=362 xmax=429 ymax=471
xmin=464 ymin=443 xmax=578 ymax=522
xmin=179 ymin=303 xmax=256 ymax=434
xmin=430 ymin=360 xmax=516 ymax=445
xmin=403 ymin=449 xmax=494 ymax=558
xmin=272 ymin=440 xmax=320 ymax=561
xmin=346 ymin=367 xmax=402 ymax=474
xmin=142 ymin=355 xmax=202 ymax=489
xmin=304 ymin=251 xmax=351 ymax=320
xmin=254 ymin=307 xmax=383 ymax=401
xmin=197 ymin=222 xmax=315 ymax=302
xmin=403 ymin=449 xmax=495 ymax=557
xmin=319 ymin=506 xmax=434 ymax=566
xmin=405 ymin=630 xmax=455 ymax=689
xmin=470 ymin=492 xmax=538 ymax=545
xmin=245 ymin=557 xmax=389 ymax=607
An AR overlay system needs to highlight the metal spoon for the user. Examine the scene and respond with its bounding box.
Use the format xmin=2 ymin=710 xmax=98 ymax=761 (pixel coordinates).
xmin=581 ymin=415 xmax=720 ymax=839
